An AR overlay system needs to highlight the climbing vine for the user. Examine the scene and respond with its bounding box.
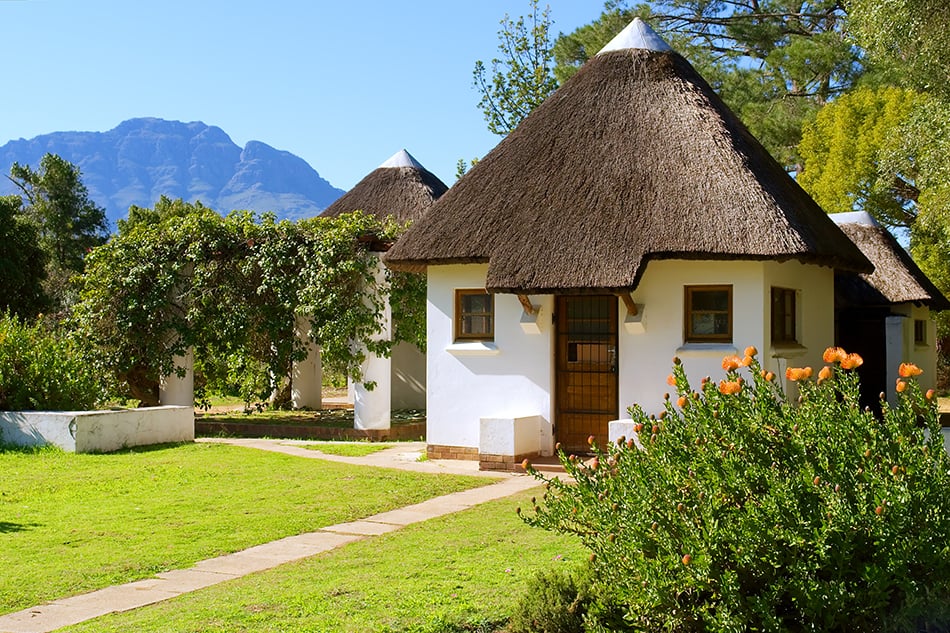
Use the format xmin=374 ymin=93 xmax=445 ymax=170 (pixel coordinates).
xmin=72 ymin=198 xmax=424 ymax=407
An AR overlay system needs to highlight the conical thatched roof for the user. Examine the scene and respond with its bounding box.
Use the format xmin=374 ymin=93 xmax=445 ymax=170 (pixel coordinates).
xmin=321 ymin=149 xmax=448 ymax=223
xmin=384 ymin=19 xmax=871 ymax=294
xmin=832 ymin=212 xmax=949 ymax=309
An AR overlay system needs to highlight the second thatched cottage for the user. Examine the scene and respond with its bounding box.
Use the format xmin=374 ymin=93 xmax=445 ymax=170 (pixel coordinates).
xmin=831 ymin=212 xmax=948 ymax=411
xmin=320 ymin=149 xmax=448 ymax=429
xmin=384 ymin=19 xmax=875 ymax=467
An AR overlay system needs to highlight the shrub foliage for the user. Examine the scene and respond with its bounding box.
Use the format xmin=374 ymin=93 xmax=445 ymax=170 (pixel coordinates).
xmin=71 ymin=198 xmax=424 ymax=407
xmin=0 ymin=313 xmax=103 ymax=411
xmin=522 ymin=348 xmax=950 ymax=632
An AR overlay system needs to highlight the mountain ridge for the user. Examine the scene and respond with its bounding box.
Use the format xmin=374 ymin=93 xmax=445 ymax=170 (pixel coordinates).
xmin=0 ymin=118 xmax=344 ymax=228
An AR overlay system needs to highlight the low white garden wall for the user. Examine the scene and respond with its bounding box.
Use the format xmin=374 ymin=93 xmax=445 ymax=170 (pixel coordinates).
xmin=0 ymin=406 xmax=194 ymax=453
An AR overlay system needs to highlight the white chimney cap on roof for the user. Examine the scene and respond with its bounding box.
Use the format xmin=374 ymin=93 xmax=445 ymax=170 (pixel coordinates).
xmin=598 ymin=17 xmax=673 ymax=54
xmin=379 ymin=149 xmax=424 ymax=170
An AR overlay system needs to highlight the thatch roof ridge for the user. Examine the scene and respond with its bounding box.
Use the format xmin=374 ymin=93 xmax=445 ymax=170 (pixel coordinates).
xmin=320 ymin=153 xmax=448 ymax=223
xmin=384 ymin=47 xmax=871 ymax=292
xmin=833 ymin=216 xmax=950 ymax=309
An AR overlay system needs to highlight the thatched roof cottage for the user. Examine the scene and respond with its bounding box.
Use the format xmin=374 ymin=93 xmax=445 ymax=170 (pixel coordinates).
xmin=831 ymin=212 xmax=947 ymax=409
xmin=321 ymin=149 xmax=448 ymax=223
xmin=384 ymin=19 xmax=881 ymax=467
xmin=323 ymin=150 xmax=449 ymax=424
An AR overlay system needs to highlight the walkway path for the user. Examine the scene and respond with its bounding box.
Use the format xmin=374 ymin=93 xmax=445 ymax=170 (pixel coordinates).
xmin=0 ymin=440 xmax=541 ymax=633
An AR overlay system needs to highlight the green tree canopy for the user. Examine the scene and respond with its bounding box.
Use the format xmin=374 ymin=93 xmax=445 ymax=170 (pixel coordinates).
xmin=847 ymin=0 xmax=950 ymax=99
xmin=0 ymin=195 xmax=49 ymax=318
xmin=7 ymin=154 xmax=108 ymax=312
xmin=473 ymin=0 xmax=559 ymax=136
xmin=798 ymin=85 xmax=924 ymax=229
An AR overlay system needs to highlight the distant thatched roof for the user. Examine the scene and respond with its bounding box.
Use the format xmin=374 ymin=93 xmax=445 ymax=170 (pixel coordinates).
xmin=321 ymin=149 xmax=448 ymax=223
xmin=384 ymin=20 xmax=871 ymax=294
xmin=832 ymin=212 xmax=949 ymax=310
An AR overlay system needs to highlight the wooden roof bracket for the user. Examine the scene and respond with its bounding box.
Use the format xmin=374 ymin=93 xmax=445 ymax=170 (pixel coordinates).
xmin=517 ymin=294 xmax=543 ymax=334
xmin=619 ymin=292 xmax=638 ymax=316
xmin=517 ymin=294 xmax=537 ymax=315
xmin=618 ymin=292 xmax=646 ymax=334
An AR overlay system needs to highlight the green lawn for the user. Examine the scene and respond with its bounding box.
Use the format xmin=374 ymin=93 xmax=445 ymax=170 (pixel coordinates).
xmin=63 ymin=489 xmax=585 ymax=632
xmin=0 ymin=443 xmax=489 ymax=615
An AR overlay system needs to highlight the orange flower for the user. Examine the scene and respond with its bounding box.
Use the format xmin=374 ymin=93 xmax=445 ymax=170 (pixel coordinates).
xmin=818 ymin=366 xmax=832 ymax=383
xmin=823 ymin=347 xmax=847 ymax=364
xmin=840 ymin=353 xmax=863 ymax=370
xmin=898 ymin=363 xmax=923 ymax=378
xmin=719 ymin=380 xmax=742 ymax=395
xmin=677 ymin=395 xmax=688 ymax=408
xmin=802 ymin=367 xmax=813 ymax=379
xmin=765 ymin=371 xmax=775 ymax=382
xmin=896 ymin=380 xmax=907 ymax=393
xmin=786 ymin=367 xmax=808 ymax=382
xmin=741 ymin=355 xmax=754 ymax=367
xmin=744 ymin=345 xmax=758 ymax=358
xmin=722 ymin=355 xmax=743 ymax=371
xmin=667 ymin=373 xmax=676 ymax=387
xmin=927 ymin=389 xmax=936 ymax=401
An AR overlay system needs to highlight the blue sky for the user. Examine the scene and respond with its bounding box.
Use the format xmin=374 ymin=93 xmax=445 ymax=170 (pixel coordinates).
xmin=1 ymin=1 xmax=603 ymax=191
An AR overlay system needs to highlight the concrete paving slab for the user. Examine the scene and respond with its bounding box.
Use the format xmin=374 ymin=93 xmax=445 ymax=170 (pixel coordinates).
xmin=363 ymin=507 xmax=441 ymax=526
xmin=0 ymin=581 xmax=182 ymax=633
xmin=192 ymin=531 xmax=360 ymax=576
xmin=322 ymin=520 xmax=403 ymax=536
xmin=239 ymin=532 xmax=361 ymax=560
xmin=277 ymin=531 xmax=364 ymax=549
xmin=190 ymin=552 xmax=300 ymax=576
xmin=155 ymin=568 xmax=241 ymax=591
xmin=0 ymin=604 xmax=91 ymax=633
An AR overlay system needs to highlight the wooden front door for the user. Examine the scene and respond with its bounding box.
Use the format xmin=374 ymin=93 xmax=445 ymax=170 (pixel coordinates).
xmin=555 ymin=295 xmax=619 ymax=453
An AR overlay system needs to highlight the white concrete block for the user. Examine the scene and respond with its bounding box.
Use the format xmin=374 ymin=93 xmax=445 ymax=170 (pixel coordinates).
xmin=0 ymin=406 xmax=193 ymax=453
xmin=479 ymin=415 xmax=542 ymax=456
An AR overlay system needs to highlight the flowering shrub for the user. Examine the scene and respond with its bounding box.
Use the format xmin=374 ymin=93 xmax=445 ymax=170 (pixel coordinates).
xmin=521 ymin=347 xmax=950 ymax=632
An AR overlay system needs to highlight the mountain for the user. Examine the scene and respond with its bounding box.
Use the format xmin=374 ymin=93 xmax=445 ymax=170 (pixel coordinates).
xmin=0 ymin=118 xmax=345 ymax=228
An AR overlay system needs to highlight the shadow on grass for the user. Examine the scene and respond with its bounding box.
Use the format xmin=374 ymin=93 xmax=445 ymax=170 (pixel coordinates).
xmin=105 ymin=442 xmax=197 ymax=455
xmin=0 ymin=443 xmax=62 ymax=455
xmin=0 ymin=521 xmax=40 ymax=533
xmin=0 ymin=441 xmax=196 ymax=456
xmin=197 ymin=408 xmax=426 ymax=429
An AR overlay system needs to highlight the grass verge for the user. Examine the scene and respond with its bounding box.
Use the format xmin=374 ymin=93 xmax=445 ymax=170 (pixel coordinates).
xmin=0 ymin=442 xmax=489 ymax=615
xmin=302 ymin=442 xmax=398 ymax=457
xmin=63 ymin=489 xmax=585 ymax=632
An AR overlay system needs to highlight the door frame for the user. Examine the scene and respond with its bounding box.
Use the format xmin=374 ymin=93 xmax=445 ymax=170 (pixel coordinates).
xmin=554 ymin=294 xmax=619 ymax=452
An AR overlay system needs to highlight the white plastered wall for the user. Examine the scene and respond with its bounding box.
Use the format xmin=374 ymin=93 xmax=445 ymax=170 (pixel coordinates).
xmin=762 ymin=260 xmax=836 ymax=395
xmin=426 ymin=259 xmax=837 ymax=455
xmin=886 ymin=303 xmax=938 ymax=393
xmin=426 ymin=265 xmax=554 ymax=454
xmin=611 ymin=259 xmax=832 ymax=420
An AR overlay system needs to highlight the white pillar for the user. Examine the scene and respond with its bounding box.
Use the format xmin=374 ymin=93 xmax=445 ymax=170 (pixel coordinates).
xmin=885 ymin=315 xmax=905 ymax=407
xmin=159 ymin=347 xmax=194 ymax=407
xmin=354 ymin=255 xmax=391 ymax=430
xmin=291 ymin=316 xmax=322 ymax=410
